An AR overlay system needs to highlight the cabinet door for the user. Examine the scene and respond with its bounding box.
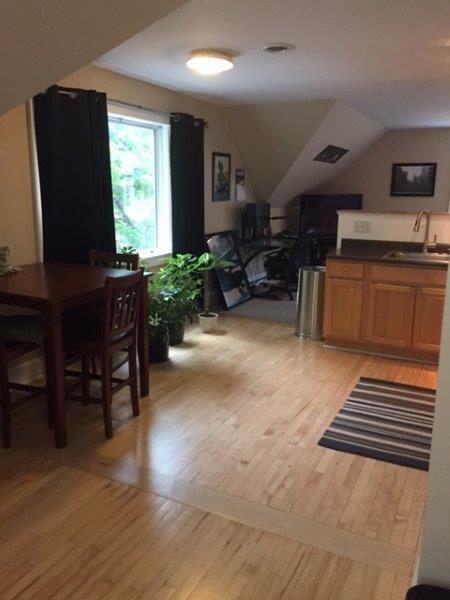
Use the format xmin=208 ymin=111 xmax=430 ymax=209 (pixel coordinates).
xmin=324 ymin=278 xmax=363 ymax=341
xmin=366 ymin=283 xmax=415 ymax=348
xmin=412 ymin=287 xmax=445 ymax=353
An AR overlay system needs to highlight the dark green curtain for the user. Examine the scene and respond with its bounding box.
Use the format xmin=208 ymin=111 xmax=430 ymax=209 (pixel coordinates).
xmin=33 ymin=84 xmax=116 ymax=263
xmin=170 ymin=113 xmax=205 ymax=256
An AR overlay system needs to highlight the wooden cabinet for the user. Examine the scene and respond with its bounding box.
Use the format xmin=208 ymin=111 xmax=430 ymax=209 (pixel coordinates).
xmin=324 ymin=258 xmax=447 ymax=362
xmin=324 ymin=278 xmax=363 ymax=341
xmin=412 ymin=286 xmax=445 ymax=353
xmin=366 ymin=283 xmax=415 ymax=348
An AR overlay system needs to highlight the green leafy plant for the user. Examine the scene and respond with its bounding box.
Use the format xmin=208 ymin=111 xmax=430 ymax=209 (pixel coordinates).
xmin=120 ymin=245 xmax=138 ymax=255
xmin=194 ymin=253 xmax=233 ymax=317
xmin=150 ymin=253 xmax=233 ymax=338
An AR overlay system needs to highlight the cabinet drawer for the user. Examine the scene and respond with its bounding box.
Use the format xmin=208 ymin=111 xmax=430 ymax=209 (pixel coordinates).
xmin=369 ymin=264 xmax=446 ymax=287
xmin=327 ymin=260 xmax=363 ymax=280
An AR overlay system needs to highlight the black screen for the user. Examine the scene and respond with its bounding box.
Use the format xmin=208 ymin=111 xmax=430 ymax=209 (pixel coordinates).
xmin=299 ymin=194 xmax=362 ymax=235
xmin=245 ymin=203 xmax=270 ymax=228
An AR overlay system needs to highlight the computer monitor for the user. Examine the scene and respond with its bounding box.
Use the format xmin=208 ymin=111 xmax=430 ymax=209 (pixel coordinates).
xmin=241 ymin=202 xmax=271 ymax=241
xmin=299 ymin=194 xmax=362 ymax=235
xmin=245 ymin=203 xmax=270 ymax=228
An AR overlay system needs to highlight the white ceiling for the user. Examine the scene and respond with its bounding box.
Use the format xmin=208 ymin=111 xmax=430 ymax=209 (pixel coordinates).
xmin=96 ymin=0 xmax=450 ymax=128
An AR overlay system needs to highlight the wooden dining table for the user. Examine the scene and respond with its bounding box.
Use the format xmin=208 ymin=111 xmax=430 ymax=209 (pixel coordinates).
xmin=0 ymin=262 xmax=149 ymax=448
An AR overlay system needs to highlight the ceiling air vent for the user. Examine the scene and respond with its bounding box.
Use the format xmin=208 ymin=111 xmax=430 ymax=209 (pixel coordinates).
xmin=264 ymin=43 xmax=295 ymax=54
xmin=314 ymin=145 xmax=349 ymax=164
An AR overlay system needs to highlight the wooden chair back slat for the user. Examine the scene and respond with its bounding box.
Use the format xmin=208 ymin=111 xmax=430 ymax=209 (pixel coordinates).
xmin=103 ymin=271 xmax=142 ymax=343
xmin=89 ymin=249 xmax=139 ymax=271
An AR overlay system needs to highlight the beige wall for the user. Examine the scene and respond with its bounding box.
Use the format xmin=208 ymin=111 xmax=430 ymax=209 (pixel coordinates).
xmin=270 ymin=101 xmax=384 ymax=206
xmin=60 ymin=66 xmax=255 ymax=236
xmin=226 ymin=100 xmax=333 ymax=200
xmin=0 ymin=105 xmax=37 ymax=264
xmin=0 ymin=0 xmax=188 ymax=116
xmin=0 ymin=65 xmax=256 ymax=266
xmin=315 ymin=129 xmax=450 ymax=213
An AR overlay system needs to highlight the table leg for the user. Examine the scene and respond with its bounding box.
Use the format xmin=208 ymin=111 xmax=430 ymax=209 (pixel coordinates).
xmin=138 ymin=274 xmax=149 ymax=397
xmin=44 ymin=304 xmax=67 ymax=448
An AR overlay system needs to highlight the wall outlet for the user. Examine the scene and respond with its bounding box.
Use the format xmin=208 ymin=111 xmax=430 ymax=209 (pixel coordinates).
xmin=353 ymin=220 xmax=372 ymax=233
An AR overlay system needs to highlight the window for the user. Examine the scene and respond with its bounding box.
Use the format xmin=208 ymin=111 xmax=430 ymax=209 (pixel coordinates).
xmin=108 ymin=112 xmax=171 ymax=259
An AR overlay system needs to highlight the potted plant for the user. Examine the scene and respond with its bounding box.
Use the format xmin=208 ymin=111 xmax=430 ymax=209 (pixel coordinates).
xmin=154 ymin=254 xmax=201 ymax=346
xmin=152 ymin=253 xmax=233 ymax=344
xmin=148 ymin=286 xmax=170 ymax=362
xmin=194 ymin=253 xmax=233 ymax=333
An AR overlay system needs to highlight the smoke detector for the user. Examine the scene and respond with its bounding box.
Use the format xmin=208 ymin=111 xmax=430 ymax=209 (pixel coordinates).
xmin=263 ymin=43 xmax=295 ymax=54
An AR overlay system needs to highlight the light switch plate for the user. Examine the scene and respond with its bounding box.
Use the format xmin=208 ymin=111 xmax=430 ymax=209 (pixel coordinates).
xmin=353 ymin=220 xmax=372 ymax=233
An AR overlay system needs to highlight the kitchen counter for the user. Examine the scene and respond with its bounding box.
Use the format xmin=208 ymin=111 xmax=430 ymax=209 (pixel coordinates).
xmin=324 ymin=241 xmax=447 ymax=362
xmin=330 ymin=239 xmax=450 ymax=268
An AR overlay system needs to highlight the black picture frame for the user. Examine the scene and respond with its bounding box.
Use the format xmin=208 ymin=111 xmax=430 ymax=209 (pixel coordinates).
xmin=205 ymin=230 xmax=251 ymax=309
xmin=212 ymin=152 xmax=231 ymax=202
xmin=390 ymin=163 xmax=437 ymax=197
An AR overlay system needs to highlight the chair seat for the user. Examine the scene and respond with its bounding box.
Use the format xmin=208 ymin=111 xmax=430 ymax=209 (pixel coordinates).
xmin=0 ymin=315 xmax=45 ymax=344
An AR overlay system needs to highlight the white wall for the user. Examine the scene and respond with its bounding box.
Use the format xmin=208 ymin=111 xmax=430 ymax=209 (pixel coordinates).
xmin=418 ymin=264 xmax=450 ymax=587
xmin=316 ymin=129 xmax=450 ymax=213
xmin=337 ymin=210 xmax=450 ymax=250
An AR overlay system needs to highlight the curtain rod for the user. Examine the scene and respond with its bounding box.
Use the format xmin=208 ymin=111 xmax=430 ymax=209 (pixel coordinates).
xmin=109 ymin=98 xmax=208 ymax=128
xmin=108 ymin=98 xmax=179 ymax=121
xmin=47 ymin=89 xmax=208 ymax=127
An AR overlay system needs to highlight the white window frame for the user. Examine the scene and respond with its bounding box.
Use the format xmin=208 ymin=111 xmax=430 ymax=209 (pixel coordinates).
xmin=107 ymin=106 xmax=172 ymax=264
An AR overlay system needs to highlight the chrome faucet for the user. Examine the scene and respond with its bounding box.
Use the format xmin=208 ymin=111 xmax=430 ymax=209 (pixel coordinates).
xmin=413 ymin=210 xmax=436 ymax=253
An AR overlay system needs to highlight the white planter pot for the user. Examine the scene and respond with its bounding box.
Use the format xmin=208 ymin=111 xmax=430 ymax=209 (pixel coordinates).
xmin=198 ymin=312 xmax=219 ymax=333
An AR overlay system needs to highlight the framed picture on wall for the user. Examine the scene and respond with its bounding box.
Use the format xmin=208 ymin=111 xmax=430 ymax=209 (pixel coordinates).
xmin=212 ymin=152 xmax=231 ymax=201
xmin=235 ymin=168 xmax=245 ymax=202
xmin=390 ymin=163 xmax=437 ymax=197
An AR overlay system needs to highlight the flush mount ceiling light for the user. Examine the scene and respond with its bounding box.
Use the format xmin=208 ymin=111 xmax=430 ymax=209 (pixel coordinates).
xmin=186 ymin=50 xmax=234 ymax=75
xmin=264 ymin=42 xmax=295 ymax=54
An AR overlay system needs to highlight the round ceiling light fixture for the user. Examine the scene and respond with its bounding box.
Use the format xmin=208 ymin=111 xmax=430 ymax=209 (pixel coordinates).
xmin=186 ymin=50 xmax=234 ymax=75
xmin=264 ymin=42 xmax=295 ymax=54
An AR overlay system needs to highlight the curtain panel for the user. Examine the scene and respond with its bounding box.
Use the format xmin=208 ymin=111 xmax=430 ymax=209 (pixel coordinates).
xmin=33 ymin=85 xmax=116 ymax=263
xmin=170 ymin=113 xmax=205 ymax=256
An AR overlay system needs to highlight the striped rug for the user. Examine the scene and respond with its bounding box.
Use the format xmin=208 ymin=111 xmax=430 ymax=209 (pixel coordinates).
xmin=318 ymin=377 xmax=435 ymax=470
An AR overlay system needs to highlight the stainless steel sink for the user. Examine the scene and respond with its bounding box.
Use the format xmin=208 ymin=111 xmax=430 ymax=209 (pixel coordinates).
xmin=383 ymin=250 xmax=450 ymax=264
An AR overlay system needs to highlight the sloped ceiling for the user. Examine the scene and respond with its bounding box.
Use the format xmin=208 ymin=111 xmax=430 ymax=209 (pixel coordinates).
xmin=225 ymin=100 xmax=333 ymax=200
xmin=270 ymin=101 xmax=385 ymax=206
xmin=0 ymin=0 xmax=188 ymax=116
xmin=226 ymin=99 xmax=384 ymax=206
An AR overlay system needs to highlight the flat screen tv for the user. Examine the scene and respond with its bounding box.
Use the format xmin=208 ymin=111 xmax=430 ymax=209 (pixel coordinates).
xmin=299 ymin=194 xmax=362 ymax=236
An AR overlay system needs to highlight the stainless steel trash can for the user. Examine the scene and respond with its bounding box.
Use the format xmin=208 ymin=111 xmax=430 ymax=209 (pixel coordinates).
xmin=295 ymin=267 xmax=326 ymax=340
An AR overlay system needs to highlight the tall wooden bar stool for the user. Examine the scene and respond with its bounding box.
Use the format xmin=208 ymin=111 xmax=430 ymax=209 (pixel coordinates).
xmin=63 ymin=271 xmax=142 ymax=438
xmin=87 ymin=249 xmax=140 ymax=375
xmin=0 ymin=315 xmax=48 ymax=448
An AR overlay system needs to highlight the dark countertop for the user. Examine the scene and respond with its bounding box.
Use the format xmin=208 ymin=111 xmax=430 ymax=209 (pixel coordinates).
xmin=328 ymin=239 xmax=449 ymax=269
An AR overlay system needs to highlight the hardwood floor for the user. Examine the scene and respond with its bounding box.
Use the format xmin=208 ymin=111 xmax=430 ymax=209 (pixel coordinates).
xmin=0 ymin=315 xmax=436 ymax=598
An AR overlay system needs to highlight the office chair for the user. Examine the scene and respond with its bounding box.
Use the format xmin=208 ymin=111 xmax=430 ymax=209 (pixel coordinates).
xmin=263 ymin=233 xmax=337 ymax=300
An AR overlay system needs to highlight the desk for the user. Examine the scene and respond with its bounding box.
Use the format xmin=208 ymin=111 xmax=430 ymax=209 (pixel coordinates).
xmin=239 ymin=238 xmax=296 ymax=269
xmin=0 ymin=262 xmax=149 ymax=448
